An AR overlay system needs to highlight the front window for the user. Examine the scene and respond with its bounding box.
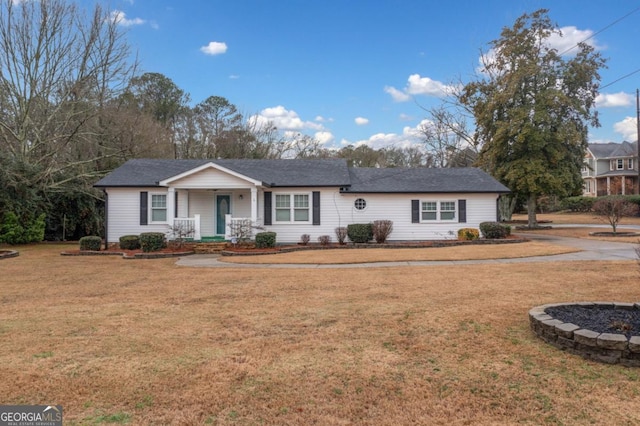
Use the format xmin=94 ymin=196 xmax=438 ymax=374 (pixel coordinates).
xmin=422 ymin=202 xmax=437 ymax=220
xmin=275 ymin=193 xmax=310 ymax=223
xmin=421 ymin=200 xmax=456 ymax=221
xmin=151 ymin=194 xmax=167 ymax=222
xmin=617 ymin=159 xmax=624 ymax=170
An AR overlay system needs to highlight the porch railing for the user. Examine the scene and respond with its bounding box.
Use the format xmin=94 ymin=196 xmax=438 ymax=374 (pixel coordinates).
xmin=225 ymin=215 xmax=253 ymax=240
xmin=172 ymin=214 xmax=201 ymax=241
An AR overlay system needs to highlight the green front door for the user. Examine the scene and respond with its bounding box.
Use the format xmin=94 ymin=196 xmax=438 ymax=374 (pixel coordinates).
xmin=216 ymin=195 xmax=230 ymax=235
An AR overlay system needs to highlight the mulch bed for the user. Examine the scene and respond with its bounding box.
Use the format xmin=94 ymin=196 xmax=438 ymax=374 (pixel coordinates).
xmin=546 ymin=305 xmax=640 ymax=338
xmin=221 ymin=235 xmax=527 ymax=256
xmin=61 ymin=247 xmax=194 ymax=259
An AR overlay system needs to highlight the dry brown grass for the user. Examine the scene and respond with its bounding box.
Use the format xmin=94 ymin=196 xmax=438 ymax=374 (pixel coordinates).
xmin=222 ymin=241 xmax=578 ymax=264
xmin=1 ymin=244 xmax=640 ymax=425
xmin=513 ymin=212 xmax=640 ymax=226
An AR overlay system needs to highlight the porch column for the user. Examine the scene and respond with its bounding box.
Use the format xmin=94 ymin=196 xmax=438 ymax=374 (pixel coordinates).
xmin=251 ymin=186 xmax=258 ymax=224
xmin=167 ymin=187 xmax=176 ymax=225
xmin=606 ymin=176 xmax=611 ymax=195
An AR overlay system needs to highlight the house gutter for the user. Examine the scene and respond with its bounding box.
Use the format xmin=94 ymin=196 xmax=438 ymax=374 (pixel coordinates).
xmin=102 ymin=189 xmax=108 ymax=250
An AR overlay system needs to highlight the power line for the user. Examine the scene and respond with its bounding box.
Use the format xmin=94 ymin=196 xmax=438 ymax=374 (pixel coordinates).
xmin=559 ymin=5 xmax=640 ymax=56
xmin=601 ymin=68 xmax=640 ymax=90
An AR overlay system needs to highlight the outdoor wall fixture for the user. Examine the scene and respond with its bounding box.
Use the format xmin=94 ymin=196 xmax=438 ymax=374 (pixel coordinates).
xmin=239 ymin=194 xmax=244 ymax=200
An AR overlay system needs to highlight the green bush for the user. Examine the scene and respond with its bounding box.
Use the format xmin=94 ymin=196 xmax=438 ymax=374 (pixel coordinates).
xmin=119 ymin=235 xmax=141 ymax=250
xmin=79 ymin=235 xmax=102 ymax=251
xmin=0 ymin=212 xmax=46 ymax=244
xmin=457 ymin=228 xmax=480 ymax=241
xmin=561 ymin=196 xmax=595 ymax=212
xmin=347 ymin=223 xmax=373 ymax=243
xmin=255 ymin=232 xmax=276 ymax=248
xmin=139 ymin=232 xmax=167 ymax=252
xmin=479 ymin=222 xmax=511 ymax=239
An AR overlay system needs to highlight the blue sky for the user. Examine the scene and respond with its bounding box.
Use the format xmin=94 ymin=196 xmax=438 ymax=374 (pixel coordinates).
xmin=102 ymin=0 xmax=640 ymax=150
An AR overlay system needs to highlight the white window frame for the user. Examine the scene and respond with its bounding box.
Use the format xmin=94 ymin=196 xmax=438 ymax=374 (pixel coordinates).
xmin=617 ymin=159 xmax=624 ymax=170
xmin=421 ymin=200 xmax=457 ymax=222
xmin=273 ymin=192 xmax=311 ymax=224
xmin=628 ymin=158 xmax=634 ymax=170
xmin=150 ymin=192 xmax=168 ymax=223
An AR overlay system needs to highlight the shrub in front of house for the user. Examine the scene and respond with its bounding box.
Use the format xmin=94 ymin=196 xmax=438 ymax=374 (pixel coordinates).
xmin=119 ymin=235 xmax=141 ymax=250
xmin=479 ymin=222 xmax=511 ymax=239
xmin=457 ymin=228 xmax=480 ymax=241
xmin=372 ymin=220 xmax=393 ymax=243
xmin=299 ymin=234 xmax=310 ymax=245
xmin=79 ymin=235 xmax=102 ymax=251
xmin=318 ymin=235 xmax=332 ymax=246
xmin=560 ymin=196 xmax=595 ymax=212
xmin=255 ymin=232 xmax=276 ymax=248
xmin=335 ymin=227 xmax=348 ymax=245
xmin=347 ymin=223 xmax=373 ymax=243
xmin=139 ymin=232 xmax=167 ymax=252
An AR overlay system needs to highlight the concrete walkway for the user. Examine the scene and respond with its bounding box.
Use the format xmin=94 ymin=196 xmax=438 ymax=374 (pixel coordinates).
xmin=175 ymin=231 xmax=639 ymax=269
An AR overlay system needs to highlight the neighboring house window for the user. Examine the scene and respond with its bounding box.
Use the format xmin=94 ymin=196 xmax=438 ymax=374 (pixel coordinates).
xmin=275 ymin=193 xmax=310 ymax=222
xmin=617 ymin=159 xmax=624 ymax=170
xmin=584 ymin=180 xmax=592 ymax=193
xmin=628 ymin=158 xmax=634 ymax=170
xmin=421 ymin=201 xmax=456 ymax=221
xmin=354 ymin=198 xmax=367 ymax=210
xmin=151 ymin=194 xmax=167 ymax=222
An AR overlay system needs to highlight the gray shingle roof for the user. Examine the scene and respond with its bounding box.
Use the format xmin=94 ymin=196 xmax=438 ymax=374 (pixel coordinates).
xmin=343 ymin=167 xmax=510 ymax=193
xmin=589 ymin=141 xmax=638 ymax=159
xmin=94 ymin=158 xmax=352 ymax=188
xmin=94 ymin=159 xmax=510 ymax=194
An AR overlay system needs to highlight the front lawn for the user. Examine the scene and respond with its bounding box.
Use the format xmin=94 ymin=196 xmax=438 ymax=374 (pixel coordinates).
xmin=1 ymin=244 xmax=639 ymax=424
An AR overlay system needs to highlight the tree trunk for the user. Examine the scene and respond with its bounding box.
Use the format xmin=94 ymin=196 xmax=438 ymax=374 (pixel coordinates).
xmin=527 ymin=194 xmax=538 ymax=229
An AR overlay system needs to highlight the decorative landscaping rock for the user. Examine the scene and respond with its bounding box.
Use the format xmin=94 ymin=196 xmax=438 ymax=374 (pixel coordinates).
xmin=530 ymin=302 xmax=640 ymax=366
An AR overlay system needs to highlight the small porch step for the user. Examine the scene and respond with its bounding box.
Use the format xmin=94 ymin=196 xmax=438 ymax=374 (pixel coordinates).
xmin=193 ymin=242 xmax=228 ymax=254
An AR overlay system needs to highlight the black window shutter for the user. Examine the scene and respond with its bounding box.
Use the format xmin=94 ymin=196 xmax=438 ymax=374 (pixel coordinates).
xmin=458 ymin=199 xmax=467 ymax=223
xmin=264 ymin=191 xmax=272 ymax=225
xmin=140 ymin=192 xmax=148 ymax=225
xmin=312 ymin=191 xmax=320 ymax=225
xmin=411 ymin=199 xmax=419 ymax=223
xmin=174 ymin=191 xmax=179 ymax=218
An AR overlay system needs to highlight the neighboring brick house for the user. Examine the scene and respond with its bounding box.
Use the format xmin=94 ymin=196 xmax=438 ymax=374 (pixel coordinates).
xmin=583 ymin=141 xmax=638 ymax=196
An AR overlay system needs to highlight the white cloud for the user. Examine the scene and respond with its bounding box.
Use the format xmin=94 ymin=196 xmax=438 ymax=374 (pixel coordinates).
xmin=315 ymin=131 xmax=335 ymax=145
xmin=385 ymin=74 xmax=453 ymax=102
xmin=229 ymin=75 xmax=240 ymax=79
xmin=384 ymin=85 xmax=411 ymax=102
xmin=596 ymin=92 xmax=633 ymax=108
xmin=550 ymin=26 xmax=599 ymax=54
xmin=110 ymin=10 xmax=145 ymax=27
xmin=613 ymin=117 xmax=638 ymax=141
xmin=249 ymin=105 xmax=323 ymax=132
xmin=346 ymin=119 xmax=430 ymax=150
xmin=200 ymin=41 xmax=228 ymax=56
xmin=354 ymin=117 xmax=369 ymax=126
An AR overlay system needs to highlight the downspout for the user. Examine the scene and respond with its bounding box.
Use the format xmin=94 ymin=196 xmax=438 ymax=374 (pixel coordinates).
xmin=103 ymin=189 xmax=108 ymax=250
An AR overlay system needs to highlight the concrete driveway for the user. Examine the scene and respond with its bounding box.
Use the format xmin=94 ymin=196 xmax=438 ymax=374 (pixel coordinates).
xmin=175 ymin=231 xmax=639 ymax=269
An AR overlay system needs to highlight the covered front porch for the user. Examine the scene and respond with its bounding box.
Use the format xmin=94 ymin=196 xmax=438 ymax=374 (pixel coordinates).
xmin=167 ymin=188 xmax=261 ymax=242
xmin=157 ymin=161 xmax=265 ymax=242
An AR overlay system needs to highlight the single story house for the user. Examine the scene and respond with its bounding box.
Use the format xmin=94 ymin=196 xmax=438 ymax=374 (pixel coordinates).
xmin=94 ymin=158 xmax=510 ymax=245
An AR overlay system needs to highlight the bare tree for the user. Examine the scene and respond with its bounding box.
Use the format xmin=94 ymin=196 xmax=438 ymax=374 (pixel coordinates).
xmin=592 ymin=196 xmax=639 ymax=234
xmin=0 ymin=0 xmax=137 ymax=192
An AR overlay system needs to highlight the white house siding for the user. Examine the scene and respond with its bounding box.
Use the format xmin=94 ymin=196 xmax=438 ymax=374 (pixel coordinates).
xmin=105 ymin=187 xmax=170 ymax=244
xmin=170 ymin=167 xmax=254 ymax=189
xmin=188 ymin=191 xmax=215 ymax=236
xmin=259 ymin=188 xmax=499 ymax=243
